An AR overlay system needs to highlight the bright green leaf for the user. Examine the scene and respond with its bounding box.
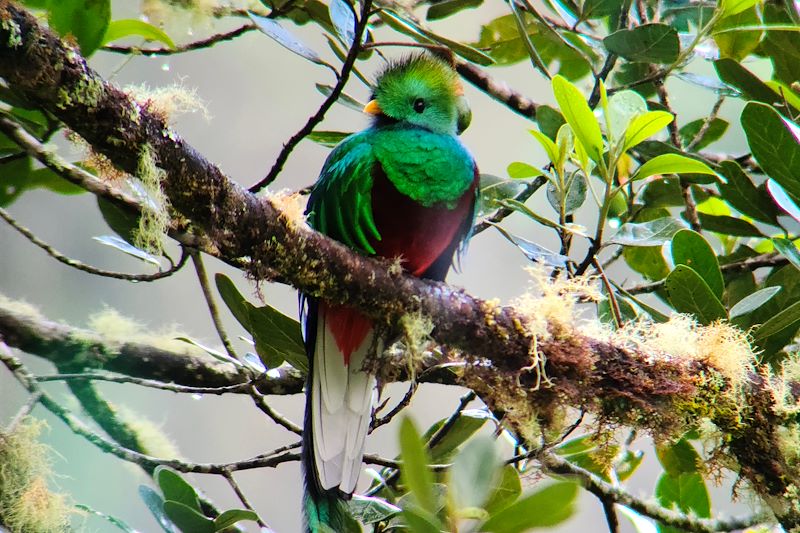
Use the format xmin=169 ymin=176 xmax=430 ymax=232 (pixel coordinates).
xmin=631 ymin=154 xmax=717 ymax=181
xmin=308 ymin=130 xmax=351 ymax=148
xmin=424 ymin=409 xmax=492 ymax=461
xmin=529 ymin=129 xmax=561 ymax=165
xmin=507 ymin=161 xmax=544 ymax=179
xmin=552 ymin=75 xmax=604 ymax=163
xmin=103 ymin=19 xmax=175 ymax=48
xmin=604 ymin=23 xmax=679 ymax=63
xmin=624 ymin=111 xmax=674 ymax=152
xmin=720 ymin=0 xmax=759 ymax=17
xmin=713 ymin=7 xmax=762 ymax=61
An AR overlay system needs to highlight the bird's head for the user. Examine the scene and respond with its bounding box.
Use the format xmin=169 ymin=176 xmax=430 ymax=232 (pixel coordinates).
xmin=364 ymin=53 xmax=472 ymax=135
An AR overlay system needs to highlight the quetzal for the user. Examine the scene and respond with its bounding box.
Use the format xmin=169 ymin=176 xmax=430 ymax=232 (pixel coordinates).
xmin=301 ymin=53 xmax=479 ymax=531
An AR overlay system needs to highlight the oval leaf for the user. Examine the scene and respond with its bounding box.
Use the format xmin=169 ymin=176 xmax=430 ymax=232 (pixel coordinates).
xmin=399 ymin=417 xmax=437 ymax=514
xmin=754 ymin=299 xmax=800 ymax=339
xmin=671 ymin=229 xmax=724 ymax=299
xmin=49 ymin=0 xmax=111 ymax=56
xmin=481 ymin=482 xmax=578 ymax=532
xmin=507 ymin=161 xmax=544 ymax=179
xmin=604 ymin=23 xmax=679 ymax=63
xmin=742 ymin=102 xmax=800 ymax=198
xmin=610 ymin=217 xmax=685 ymax=246
xmin=632 ymin=154 xmax=717 ymax=181
xmin=665 ymin=265 xmax=728 ymax=324
xmin=624 ymin=111 xmax=674 ymax=152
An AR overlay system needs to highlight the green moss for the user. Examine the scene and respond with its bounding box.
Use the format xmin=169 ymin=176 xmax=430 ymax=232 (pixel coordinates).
xmin=133 ymin=144 xmax=169 ymax=254
xmin=2 ymin=18 xmax=22 ymax=48
xmin=0 ymin=419 xmax=71 ymax=532
xmin=56 ymin=76 xmax=103 ymax=111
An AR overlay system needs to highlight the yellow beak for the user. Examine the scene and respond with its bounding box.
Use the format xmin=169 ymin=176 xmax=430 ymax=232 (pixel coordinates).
xmin=363 ymin=99 xmax=382 ymax=115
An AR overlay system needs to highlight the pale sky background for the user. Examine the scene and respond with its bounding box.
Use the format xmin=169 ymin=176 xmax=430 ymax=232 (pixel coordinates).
xmin=0 ymin=0 xmax=763 ymax=531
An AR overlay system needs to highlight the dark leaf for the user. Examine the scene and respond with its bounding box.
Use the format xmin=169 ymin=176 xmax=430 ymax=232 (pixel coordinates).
xmin=678 ymin=118 xmax=729 ymax=150
xmin=665 ymin=265 xmax=728 ymax=324
xmin=773 ymin=238 xmax=800 ymax=272
xmin=604 ymin=23 xmax=679 ymax=63
xmin=696 ymin=213 xmax=762 ymax=237
xmin=536 ymin=105 xmax=566 ymax=140
xmin=670 ymin=229 xmax=724 ymax=298
xmin=767 ymin=179 xmax=800 ymax=223
xmin=760 ymin=3 xmax=800 ymax=86
xmin=580 ymin=0 xmax=622 ymax=20
xmin=656 ymin=438 xmax=701 ymax=476
xmin=714 ymin=59 xmax=781 ymax=105
xmin=718 ymin=161 xmax=779 ymax=224
xmin=155 ymin=467 xmax=202 ymax=512
xmin=214 ymin=273 xmax=253 ymax=333
xmin=427 ymin=0 xmax=483 ymax=21
xmin=163 ymin=502 xmax=215 ymax=533
xmin=48 ymin=0 xmax=111 ymax=56
xmin=248 ymin=303 xmax=307 ymax=372
xmin=741 ymin=102 xmax=800 ymax=198
xmin=754 ymin=299 xmax=800 ymax=339
xmin=546 ymin=173 xmax=587 ymax=215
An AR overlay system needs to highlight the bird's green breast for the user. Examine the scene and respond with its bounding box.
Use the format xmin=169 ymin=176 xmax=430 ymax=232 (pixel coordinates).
xmin=370 ymin=124 xmax=475 ymax=208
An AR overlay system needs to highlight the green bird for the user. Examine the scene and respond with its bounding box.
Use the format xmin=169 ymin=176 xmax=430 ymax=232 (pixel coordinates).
xmin=301 ymin=53 xmax=479 ymax=531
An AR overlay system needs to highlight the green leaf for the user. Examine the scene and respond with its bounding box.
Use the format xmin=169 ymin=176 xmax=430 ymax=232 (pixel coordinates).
xmin=616 ymin=449 xmax=645 ymax=481
xmin=483 ymin=465 xmax=522 ymax=514
xmin=214 ymin=273 xmax=253 ymax=332
xmin=92 ymin=235 xmax=161 ymax=267
xmin=656 ymin=438 xmax=701 ymax=476
xmin=379 ymin=9 xmax=495 ymax=65
xmin=665 ymin=265 xmax=728 ymax=324
xmin=399 ymin=417 xmax=437 ymax=515
xmin=741 ymin=102 xmax=800 ymax=198
xmin=552 ymin=75 xmax=604 ymax=163
xmin=213 ymin=509 xmax=258 ymax=531
xmin=348 ymin=495 xmax=401 ymax=524
xmin=753 ymin=299 xmax=800 ymax=339
xmin=623 ymin=111 xmax=674 ymax=152
xmin=696 ymin=213 xmax=762 ymax=237
xmin=248 ymin=304 xmax=307 ymax=372
xmin=481 ymin=482 xmax=578 ymax=532
xmin=714 ymin=59 xmax=781 ymax=105
xmin=479 ymin=174 xmax=528 ymax=217
xmin=329 ymin=0 xmax=355 ymax=45
xmin=610 ymin=217 xmax=685 ymax=246
xmin=139 ymin=486 xmax=178 ymax=533
xmin=155 ymin=467 xmax=202 ymax=512
xmin=604 ymin=23 xmax=679 ymax=63
xmin=671 ymin=229 xmax=724 ymax=299
xmin=103 ymin=19 xmax=175 ymax=48
xmin=401 ymin=505 xmax=443 ymax=533
xmin=598 ymin=295 xmax=638 ymax=327
xmin=424 ymin=409 xmax=492 ymax=461
xmin=507 ymin=161 xmax=544 ymax=179
xmin=632 ymin=154 xmax=717 ymax=181
xmin=580 ymin=0 xmax=622 ymax=20
xmin=536 ymin=105 xmax=566 ymax=140
xmin=720 ymin=0 xmax=758 ymax=16
xmin=48 ymin=0 xmax=111 ymax=56
xmin=656 ymin=472 xmax=711 ymax=531
xmin=713 ymin=7 xmax=762 ymax=61
xmin=546 ymin=173 xmax=587 ymax=215
xmin=760 ymin=4 xmax=800 ymax=86
xmin=163 ymin=501 xmax=215 ymax=533
xmin=679 ymin=118 xmax=729 ymax=151
xmin=248 ymin=12 xmax=326 ymax=66
xmin=450 ymin=435 xmax=500 ymax=510
xmin=718 ymin=161 xmax=779 ymax=224
xmin=729 ymin=286 xmax=781 ymax=318
xmin=529 ymin=129 xmax=561 ymax=165
xmin=427 ymin=0 xmax=483 ymax=20
xmin=773 ymin=238 xmax=800 ymax=271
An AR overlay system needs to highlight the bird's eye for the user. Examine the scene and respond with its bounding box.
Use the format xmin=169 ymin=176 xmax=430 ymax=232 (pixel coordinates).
xmin=413 ymin=98 xmax=426 ymax=113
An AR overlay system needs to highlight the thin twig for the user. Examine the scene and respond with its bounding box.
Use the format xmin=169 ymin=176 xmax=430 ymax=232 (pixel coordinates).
xmin=248 ymin=384 xmax=303 ymax=435
xmin=0 ymin=207 xmax=188 ymax=281
xmin=249 ymin=0 xmax=374 ymax=192
xmin=35 ymin=372 xmax=254 ymax=394
xmin=5 ymin=391 xmax=42 ymax=432
xmin=0 ymin=343 xmax=300 ymax=474
xmin=685 ymin=96 xmax=725 ymax=152
xmin=473 ymin=176 xmax=547 ymax=234
xmin=103 ymin=24 xmax=257 ymax=56
xmin=455 ymin=60 xmax=539 ymax=120
xmin=371 ymin=382 xmax=417 ymax=431
xmin=593 ymin=258 xmax=623 ymax=328
xmin=587 ymin=0 xmax=633 ymax=108
xmin=190 ymin=249 xmax=239 ymax=359
xmin=222 ymin=469 xmax=269 ymax=528
xmin=541 ymin=451 xmax=763 ymax=533
xmin=599 ymin=495 xmax=620 ymax=533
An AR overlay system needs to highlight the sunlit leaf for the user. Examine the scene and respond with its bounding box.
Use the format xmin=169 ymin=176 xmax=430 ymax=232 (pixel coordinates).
xmin=552 ymin=75 xmax=604 ymax=163
xmin=507 ymin=161 xmax=544 ymax=179
xmin=631 ymin=154 xmax=717 ymax=181
xmin=624 ymin=111 xmax=674 ymax=152
xmin=772 ymin=238 xmax=800 ymax=271
xmin=103 ymin=19 xmax=175 ymax=48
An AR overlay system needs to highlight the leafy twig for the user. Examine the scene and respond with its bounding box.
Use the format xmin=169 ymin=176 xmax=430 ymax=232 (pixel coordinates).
xmin=249 ymin=0 xmax=375 ymax=192
xmin=103 ymin=24 xmax=257 ymax=56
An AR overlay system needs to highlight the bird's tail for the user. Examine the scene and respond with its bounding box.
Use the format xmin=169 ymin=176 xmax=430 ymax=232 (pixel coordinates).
xmin=301 ymin=299 xmax=377 ymax=532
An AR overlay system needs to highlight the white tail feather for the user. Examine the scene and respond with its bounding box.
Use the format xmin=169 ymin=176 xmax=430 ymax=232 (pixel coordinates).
xmin=312 ymin=311 xmax=378 ymax=493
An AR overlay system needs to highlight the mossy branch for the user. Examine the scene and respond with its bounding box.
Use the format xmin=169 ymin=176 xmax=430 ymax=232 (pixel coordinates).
xmin=1 ymin=2 xmax=799 ymax=528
